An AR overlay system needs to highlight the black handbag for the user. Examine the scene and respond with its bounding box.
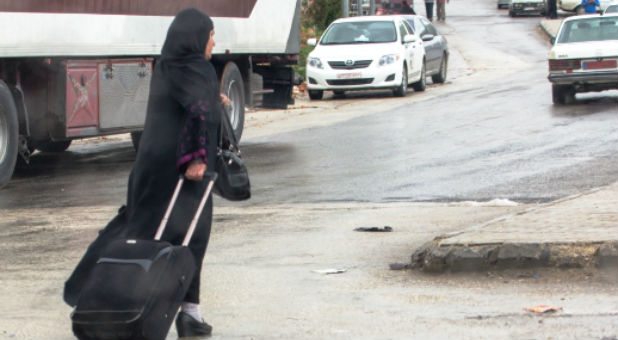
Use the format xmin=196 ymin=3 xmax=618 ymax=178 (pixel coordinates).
xmin=214 ymin=106 xmax=251 ymax=201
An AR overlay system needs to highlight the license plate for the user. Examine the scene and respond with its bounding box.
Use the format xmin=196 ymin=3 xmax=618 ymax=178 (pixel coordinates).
xmin=337 ymin=72 xmax=362 ymax=79
xmin=583 ymin=60 xmax=617 ymax=70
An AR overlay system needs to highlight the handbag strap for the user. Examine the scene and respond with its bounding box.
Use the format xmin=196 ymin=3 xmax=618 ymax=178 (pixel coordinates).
xmin=219 ymin=104 xmax=240 ymax=154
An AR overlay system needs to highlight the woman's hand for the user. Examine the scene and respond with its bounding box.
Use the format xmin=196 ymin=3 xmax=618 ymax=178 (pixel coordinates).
xmin=185 ymin=159 xmax=206 ymax=181
xmin=220 ymin=93 xmax=231 ymax=107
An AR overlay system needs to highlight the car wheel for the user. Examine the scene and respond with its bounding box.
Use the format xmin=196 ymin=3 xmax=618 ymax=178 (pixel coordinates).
xmin=412 ymin=62 xmax=426 ymax=92
xmin=37 ymin=140 xmax=72 ymax=153
xmin=0 ymin=82 xmax=19 ymax=189
xmin=509 ymin=10 xmax=516 ymax=16
xmin=393 ymin=65 xmax=408 ymax=97
xmin=308 ymin=90 xmax=323 ymax=100
xmin=552 ymin=84 xmax=575 ymax=105
xmin=431 ymin=54 xmax=448 ymax=84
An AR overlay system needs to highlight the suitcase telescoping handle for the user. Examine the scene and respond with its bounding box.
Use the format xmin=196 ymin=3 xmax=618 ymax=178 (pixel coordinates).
xmin=154 ymin=172 xmax=218 ymax=246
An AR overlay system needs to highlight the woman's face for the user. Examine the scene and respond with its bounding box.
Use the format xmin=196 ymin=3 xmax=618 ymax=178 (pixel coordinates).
xmin=205 ymin=30 xmax=215 ymax=60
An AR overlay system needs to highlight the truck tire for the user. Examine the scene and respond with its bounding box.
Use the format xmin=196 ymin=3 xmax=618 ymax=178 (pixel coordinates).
xmin=37 ymin=140 xmax=72 ymax=153
xmin=221 ymin=62 xmax=245 ymax=142
xmin=0 ymin=81 xmax=19 ymax=189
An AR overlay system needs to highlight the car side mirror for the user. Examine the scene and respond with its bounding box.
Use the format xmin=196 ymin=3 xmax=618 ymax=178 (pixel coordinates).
xmin=421 ymin=34 xmax=434 ymax=42
xmin=307 ymin=38 xmax=317 ymax=46
xmin=550 ymin=37 xmax=556 ymax=44
xmin=403 ymin=34 xmax=417 ymax=43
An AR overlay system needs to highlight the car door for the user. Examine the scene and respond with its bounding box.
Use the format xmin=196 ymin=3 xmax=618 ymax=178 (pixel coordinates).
xmin=401 ymin=19 xmax=424 ymax=82
xmin=418 ymin=17 xmax=442 ymax=73
xmin=398 ymin=20 xmax=415 ymax=81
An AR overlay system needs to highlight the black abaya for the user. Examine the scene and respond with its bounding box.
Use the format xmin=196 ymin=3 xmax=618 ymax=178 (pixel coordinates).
xmin=64 ymin=8 xmax=221 ymax=305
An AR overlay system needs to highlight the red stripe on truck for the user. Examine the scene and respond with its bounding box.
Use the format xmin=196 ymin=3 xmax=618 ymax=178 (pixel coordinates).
xmin=0 ymin=0 xmax=257 ymax=18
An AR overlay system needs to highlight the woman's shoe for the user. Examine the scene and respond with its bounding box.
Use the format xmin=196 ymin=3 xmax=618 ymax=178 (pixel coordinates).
xmin=176 ymin=311 xmax=213 ymax=338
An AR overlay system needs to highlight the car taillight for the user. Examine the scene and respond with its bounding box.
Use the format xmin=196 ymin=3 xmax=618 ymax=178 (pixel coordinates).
xmin=549 ymin=59 xmax=581 ymax=72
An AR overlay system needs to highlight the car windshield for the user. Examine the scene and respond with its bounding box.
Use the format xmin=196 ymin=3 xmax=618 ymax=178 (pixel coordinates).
xmin=557 ymin=17 xmax=618 ymax=43
xmin=320 ymin=21 xmax=397 ymax=45
xmin=605 ymin=5 xmax=617 ymax=13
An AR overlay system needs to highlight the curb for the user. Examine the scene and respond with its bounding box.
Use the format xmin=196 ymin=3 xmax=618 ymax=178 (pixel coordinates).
xmin=539 ymin=21 xmax=555 ymax=39
xmin=408 ymin=183 xmax=618 ymax=273
xmin=411 ymin=240 xmax=618 ymax=273
xmin=539 ymin=18 xmax=563 ymax=39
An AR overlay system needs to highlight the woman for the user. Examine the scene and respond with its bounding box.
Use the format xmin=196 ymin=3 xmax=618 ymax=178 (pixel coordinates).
xmin=65 ymin=7 xmax=225 ymax=338
xmin=134 ymin=7 xmax=227 ymax=337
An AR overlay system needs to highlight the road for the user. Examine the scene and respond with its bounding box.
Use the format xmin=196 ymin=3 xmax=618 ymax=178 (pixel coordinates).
xmin=0 ymin=0 xmax=617 ymax=338
xmin=243 ymin=6 xmax=618 ymax=205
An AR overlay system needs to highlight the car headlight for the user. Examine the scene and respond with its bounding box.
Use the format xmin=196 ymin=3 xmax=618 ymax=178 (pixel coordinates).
xmin=308 ymin=57 xmax=324 ymax=69
xmin=379 ymin=54 xmax=399 ymax=66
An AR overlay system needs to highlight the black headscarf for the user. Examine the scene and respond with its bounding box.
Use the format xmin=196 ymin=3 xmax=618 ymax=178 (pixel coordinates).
xmin=158 ymin=8 xmax=221 ymax=169
xmin=160 ymin=8 xmax=213 ymax=68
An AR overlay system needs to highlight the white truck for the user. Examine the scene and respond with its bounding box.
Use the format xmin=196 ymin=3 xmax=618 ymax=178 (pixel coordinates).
xmin=0 ymin=0 xmax=301 ymax=188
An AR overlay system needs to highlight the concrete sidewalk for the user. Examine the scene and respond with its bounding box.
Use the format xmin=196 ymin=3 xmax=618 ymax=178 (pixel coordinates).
xmin=409 ymin=19 xmax=618 ymax=273
xmin=411 ymin=182 xmax=618 ymax=272
xmin=539 ymin=18 xmax=563 ymax=38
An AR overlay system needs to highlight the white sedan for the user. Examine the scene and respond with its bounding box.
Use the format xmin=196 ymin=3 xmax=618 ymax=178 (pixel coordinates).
xmin=547 ymin=14 xmax=618 ymax=104
xmin=306 ymin=15 xmax=426 ymax=99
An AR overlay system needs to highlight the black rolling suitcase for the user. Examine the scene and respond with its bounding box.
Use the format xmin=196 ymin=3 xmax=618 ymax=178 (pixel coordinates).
xmin=71 ymin=174 xmax=216 ymax=340
xmin=64 ymin=207 xmax=131 ymax=307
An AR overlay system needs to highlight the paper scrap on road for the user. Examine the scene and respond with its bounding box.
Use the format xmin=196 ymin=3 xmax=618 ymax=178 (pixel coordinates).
xmin=354 ymin=226 xmax=393 ymax=232
xmin=311 ymin=269 xmax=347 ymax=275
xmin=459 ymin=199 xmax=519 ymax=207
xmin=524 ymin=305 xmax=563 ymax=313
xmin=389 ymin=263 xmax=410 ymax=270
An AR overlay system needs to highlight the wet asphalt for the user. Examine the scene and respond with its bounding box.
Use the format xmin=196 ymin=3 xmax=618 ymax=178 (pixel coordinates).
xmin=0 ymin=0 xmax=617 ymax=339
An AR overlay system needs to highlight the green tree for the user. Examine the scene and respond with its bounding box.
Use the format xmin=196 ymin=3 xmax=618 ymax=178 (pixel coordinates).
xmin=295 ymin=0 xmax=341 ymax=81
xmin=304 ymin=0 xmax=341 ymax=33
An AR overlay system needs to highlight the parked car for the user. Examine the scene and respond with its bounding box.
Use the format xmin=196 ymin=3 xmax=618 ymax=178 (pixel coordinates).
xmin=547 ymin=14 xmax=618 ymax=104
xmin=558 ymin=0 xmax=615 ymax=13
xmin=399 ymin=15 xmax=449 ymax=84
xmin=306 ymin=15 xmax=426 ymax=99
xmin=509 ymin=0 xmax=546 ymax=16
xmin=498 ymin=0 xmax=511 ymax=9
xmin=605 ymin=3 xmax=618 ymax=12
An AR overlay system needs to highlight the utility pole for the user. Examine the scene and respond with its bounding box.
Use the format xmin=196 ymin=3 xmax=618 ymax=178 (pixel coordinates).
xmin=342 ymin=0 xmax=349 ymax=17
